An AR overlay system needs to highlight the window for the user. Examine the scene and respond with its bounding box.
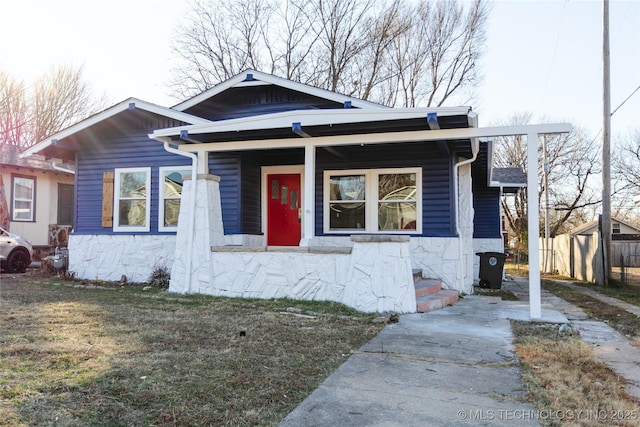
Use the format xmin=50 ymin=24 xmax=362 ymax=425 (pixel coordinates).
xmin=612 ymin=223 xmax=621 ymax=235
xmin=159 ymin=167 xmax=190 ymax=231
xmin=12 ymin=175 xmax=35 ymax=222
xmin=324 ymin=168 xmax=421 ymax=234
xmin=113 ymin=167 xmax=151 ymax=232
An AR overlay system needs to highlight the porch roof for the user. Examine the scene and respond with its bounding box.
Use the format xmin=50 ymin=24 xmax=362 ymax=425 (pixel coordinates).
xmin=150 ymin=107 xmax=475 ymax=144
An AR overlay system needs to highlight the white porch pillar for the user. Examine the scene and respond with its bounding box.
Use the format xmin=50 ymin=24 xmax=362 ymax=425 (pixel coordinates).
xmin=197 ymin=151 xmax=209 ymax=174
xmin=300 ymin=144 xmax=316 ymax=246
xmin=527 ymin=132 xmax=542 ymax=319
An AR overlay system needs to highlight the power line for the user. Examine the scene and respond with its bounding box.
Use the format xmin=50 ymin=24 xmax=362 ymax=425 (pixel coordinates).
xmin=611 ymin=84 xmax=640 ymax=117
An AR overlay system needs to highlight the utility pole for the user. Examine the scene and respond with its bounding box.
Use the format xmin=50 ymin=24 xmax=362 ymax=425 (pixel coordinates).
xmin=602 ymin=0 xmax=612 ymax=285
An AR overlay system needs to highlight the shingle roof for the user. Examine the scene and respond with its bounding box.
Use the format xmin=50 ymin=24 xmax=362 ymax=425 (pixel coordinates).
xmin=492 ymin=167 xmax=526 ymax=186
xmin=0 ymin=143 xmax=73 ymax=173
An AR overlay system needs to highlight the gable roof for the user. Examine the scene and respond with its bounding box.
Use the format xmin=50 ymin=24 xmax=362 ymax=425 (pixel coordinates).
xmin=570 ymin=217 xmax=640 ymax=236
xmin=21 ymin=98 xmax=211 ymax=159
xmin=172 ymin=69 xmax=388 ymax=112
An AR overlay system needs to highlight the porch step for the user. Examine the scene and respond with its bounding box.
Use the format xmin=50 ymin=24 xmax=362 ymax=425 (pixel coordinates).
xmin=414 ymin=278 xmax=442 ymax=298
xmin=415 ymin=278 xmax=459 ymax=313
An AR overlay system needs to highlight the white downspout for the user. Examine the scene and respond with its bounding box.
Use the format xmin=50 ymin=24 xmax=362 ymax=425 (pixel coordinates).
xmin=154 ymin=136 xmax=198 ymax=294
xmin=453 ymin=137 xmax=480 ymax=289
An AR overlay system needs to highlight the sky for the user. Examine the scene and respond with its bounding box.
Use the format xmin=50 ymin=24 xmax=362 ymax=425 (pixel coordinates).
xmin=0 ymin=0 xmax=638 ymax=141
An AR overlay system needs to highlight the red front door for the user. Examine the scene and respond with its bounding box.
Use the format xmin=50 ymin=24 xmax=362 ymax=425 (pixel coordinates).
xmin=267 ymin=173 xmax=301 ymax=246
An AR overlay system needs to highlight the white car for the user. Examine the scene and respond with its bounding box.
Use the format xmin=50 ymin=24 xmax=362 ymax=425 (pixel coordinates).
xmin=0 ymin=227 xmax=33 ymax=273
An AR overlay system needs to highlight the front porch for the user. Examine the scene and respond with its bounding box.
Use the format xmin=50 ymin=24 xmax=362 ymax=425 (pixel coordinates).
xmin=168 ymin=173 xmax=475 ymax=313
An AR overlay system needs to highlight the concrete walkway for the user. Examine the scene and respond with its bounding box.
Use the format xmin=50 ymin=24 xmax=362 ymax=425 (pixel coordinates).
xmin=280 ymin=291 xmax=566 ymax=426
xmin=280 ymin=276 xmax=640 ymax=426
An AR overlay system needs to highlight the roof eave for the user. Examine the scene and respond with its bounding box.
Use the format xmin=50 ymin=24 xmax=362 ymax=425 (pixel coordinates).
xmin=20 ymin=98 xmax=211 ymax=158
xmin=172 ymin=69 xmax=390 ymax=112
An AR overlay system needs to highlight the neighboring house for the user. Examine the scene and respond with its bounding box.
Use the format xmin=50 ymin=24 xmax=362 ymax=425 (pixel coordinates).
xmin=570 ymin=217 xmax=640 ymax=239
xmin=23 ymin=70 xmax=566 ymax=313
xmin=0 ymin=143 xmax=75 ymax=259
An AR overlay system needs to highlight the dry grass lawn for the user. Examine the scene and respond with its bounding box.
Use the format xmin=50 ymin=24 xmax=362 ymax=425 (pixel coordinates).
xmin=0 ymin=274 xmax=383 ymax=426
xmin=512 ymin=322 xmax=640 ymax=427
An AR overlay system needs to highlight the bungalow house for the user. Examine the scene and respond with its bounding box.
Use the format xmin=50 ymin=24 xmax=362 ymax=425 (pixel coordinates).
xmin=22 ymin=70 xmax=570 ymax=314
xmin=1 ymin=143 xmax=75 ymax=259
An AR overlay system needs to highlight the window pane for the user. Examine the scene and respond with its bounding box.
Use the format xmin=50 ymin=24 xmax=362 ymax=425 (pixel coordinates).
xmin=14 ymin=177 xmax=34 ymax=199
xmin=119 ymin=200 xmax=146 ymax=226
xmin=164 ymin=199 xmax=180 ymax=226
xmin=378 ymin=173 xmax=416 ymax=200
xmin=120 ymin=172 xmax=147 ymax=198
xmin=13 ymin=200 xmax=32 ymax=220
xmin=378 ymin=201 xmax=417 ymax=230
xmin=330 ymin=175 xmax=365 ymax=201
xmin=163 ymin=171 xmax=187 ymax=197
xmin=329 ymin=202 xmax=365 ymax=229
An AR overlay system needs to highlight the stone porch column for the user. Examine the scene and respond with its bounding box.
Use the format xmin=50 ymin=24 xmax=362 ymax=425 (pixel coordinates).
xmin=343 ymin=235 xmax=416 ymax=313
xmin=170 ymin=174 xmax=224 ymax=294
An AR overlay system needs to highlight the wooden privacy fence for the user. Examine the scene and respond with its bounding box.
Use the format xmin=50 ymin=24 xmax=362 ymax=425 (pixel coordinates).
xmin=611 ymin=240 xmax=640 ymax=267
xmin=539 ymin=233 xmax=604 ymax=283
xmin=539 ymin=234 xmax=640 ymax=283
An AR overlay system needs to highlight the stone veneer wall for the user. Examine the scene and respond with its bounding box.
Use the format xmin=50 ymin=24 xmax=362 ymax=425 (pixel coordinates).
xmin=68 ymin=234 xmax=177 ymax=283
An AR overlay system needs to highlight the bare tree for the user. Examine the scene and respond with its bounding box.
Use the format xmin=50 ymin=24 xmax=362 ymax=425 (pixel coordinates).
xmin=388 ymin=0 xmax=488 ymax=107
xmin=494 ymin=114 xmax=600 ymax=243
xmin=0 ymin=71 xmax=28 ymax=146
xmin=169 ymin=0 xmax=489 ymax=107
xmin=30 ymin=65 xmax=97 ymax=144
xmin=613 ymin=129 xmax=640 ymax=193
xmin=1 ymin=65 xmax=103 ymax=147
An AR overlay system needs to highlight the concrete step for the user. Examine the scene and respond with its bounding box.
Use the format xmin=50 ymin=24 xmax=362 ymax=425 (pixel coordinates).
xmin=414 ymin=279 xmax=442 ymax=298
xmin=416 ymin=289 xmax=459 ymax=313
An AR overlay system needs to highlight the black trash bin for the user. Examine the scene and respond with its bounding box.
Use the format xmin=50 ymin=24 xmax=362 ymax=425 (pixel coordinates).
xmin=476 ymin=252 xmax=508 ymax=289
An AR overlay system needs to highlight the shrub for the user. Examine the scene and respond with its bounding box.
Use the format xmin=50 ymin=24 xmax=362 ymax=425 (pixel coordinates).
xmin=148 ymin=265 xmax=171 ymax=289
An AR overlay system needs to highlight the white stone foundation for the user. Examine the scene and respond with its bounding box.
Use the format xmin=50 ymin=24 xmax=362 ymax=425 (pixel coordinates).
xmin=194 ymin=236 xmax=417 ymax=313
xmin=68 ymin=234 xmax=176 ymax=283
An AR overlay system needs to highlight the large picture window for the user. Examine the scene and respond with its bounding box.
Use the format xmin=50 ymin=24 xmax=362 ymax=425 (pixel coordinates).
xmin=12 ymin=175 xmax=35 ymax=222
xmin=159 ymin=167 xmax=190 ymax=231
xmin=113 ymin=167 xmax=150 ymax=232
xmin=324 ymin=168 xmax=421 ymax=234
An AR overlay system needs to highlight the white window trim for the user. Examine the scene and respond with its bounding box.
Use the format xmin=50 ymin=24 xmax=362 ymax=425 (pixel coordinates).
xmin=323 ymin=167 xmax=422 ymax=234
xmin=113 ymin=167 xmax=151 ymax=232
xmin=12 ymin=175 xmax=35 ymax=222
xmin=158 ymin=166 xmax=191 ymax=232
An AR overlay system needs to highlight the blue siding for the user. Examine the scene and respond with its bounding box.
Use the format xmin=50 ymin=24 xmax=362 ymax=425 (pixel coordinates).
xmin=315 ymin=143 xmax=456 ymax=237
xmin=473 ymin=189 xmax=502 ymax=238
xmin=208 ymin=153 xmax=242 ymax=235
xmin=74 ymin=112 xmax=191 ymax=235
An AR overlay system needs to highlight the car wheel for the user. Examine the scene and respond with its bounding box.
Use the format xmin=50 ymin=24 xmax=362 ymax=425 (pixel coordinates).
xmin=6 ymin=249 xmax=30 ymax=273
